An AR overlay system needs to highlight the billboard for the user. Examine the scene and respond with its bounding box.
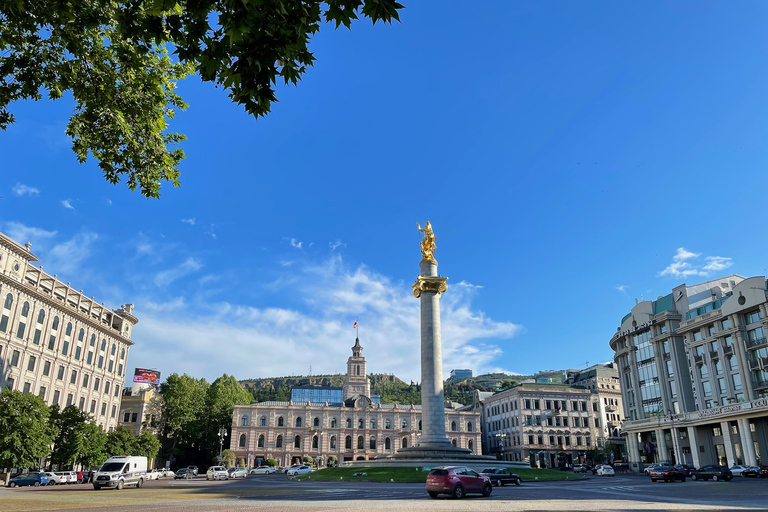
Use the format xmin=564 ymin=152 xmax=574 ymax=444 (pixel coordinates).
xmin=133 ymin=368 xmax=161 ymax=384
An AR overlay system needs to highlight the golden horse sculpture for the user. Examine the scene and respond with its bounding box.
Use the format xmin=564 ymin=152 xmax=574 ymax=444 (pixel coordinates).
xmin=417 ymin=221 xmax=437 ymax=261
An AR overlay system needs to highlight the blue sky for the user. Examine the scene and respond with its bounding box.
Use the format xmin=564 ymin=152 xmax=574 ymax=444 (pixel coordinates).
xmin=2 ymin=1 xmax=768 ymax=385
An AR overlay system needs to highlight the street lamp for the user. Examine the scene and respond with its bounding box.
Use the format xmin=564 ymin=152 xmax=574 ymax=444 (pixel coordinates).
xmin=495 ymin=432 xmax=507 ymax=461
xmin=218 ymin=427 xmax=227 ymax=461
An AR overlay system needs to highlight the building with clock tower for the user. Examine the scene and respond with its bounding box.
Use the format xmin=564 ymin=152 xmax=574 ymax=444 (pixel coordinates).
xmin=343 ymin=337 xmax=371 ymax=400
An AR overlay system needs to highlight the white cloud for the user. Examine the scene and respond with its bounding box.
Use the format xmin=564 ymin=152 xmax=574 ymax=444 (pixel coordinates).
xmin=204 ymin=225 xmax=216 ymax=239
xmin=289 ymin=238 xmax=302 ymax=249
xmin=1 ymin=222 xmax=57 ymax=250
xmin=616 ymin=285 xmax=628 ymax=293
xmin=47 ymin=232 xmax=99 ymax=277
xmin=658 ymin=248 xmax=734 ymax=280
xmin=61 ymin=199 xmax=75 ymax=210
xmin=181 ymin=218 xmax=196 ymax=226
xmin=106 ymin=199 xmax=112 ymax=205
xmin=128 ymin=255 xmax=523 ymax=383
xmin=154 ymin=258 xmax=203 ymax=287
xmin=12 ymin=183 xmax=40 ymax=197
xmin=330 ymin=240 xmax=346 ymax=251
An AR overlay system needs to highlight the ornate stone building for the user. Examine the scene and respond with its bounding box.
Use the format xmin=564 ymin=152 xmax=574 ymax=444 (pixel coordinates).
xmin=230 ymin=337 xmax=482 ymax=467
xmin=0 ymin=231 xmax=137 ymax=431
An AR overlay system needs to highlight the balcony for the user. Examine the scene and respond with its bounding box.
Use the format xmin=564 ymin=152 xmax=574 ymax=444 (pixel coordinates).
xmin=605 ymin=405 xmax=617 ymax=412
xmin=723 ymin=345 xmax=734 ymax=356
xmin=693 ymin=354 xmax=704 ymax=365
xmin=749 ymin=359 xmax=762 ymax=371
xmin=747 ymin=337 xmax=768 ymax=350
xmin=710 ymin=351 xmax=720 ymax=360
xmin=753 ymin=378 xmax=768 ymax=392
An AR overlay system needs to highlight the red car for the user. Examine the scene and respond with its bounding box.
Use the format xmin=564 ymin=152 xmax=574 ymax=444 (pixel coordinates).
xmin=426 ymin=466 xmax=492 ymax=499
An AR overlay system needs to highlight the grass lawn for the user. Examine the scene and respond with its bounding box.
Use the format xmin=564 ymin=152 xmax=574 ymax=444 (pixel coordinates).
xmin=295 ymin=466 xmax=585 ymax=483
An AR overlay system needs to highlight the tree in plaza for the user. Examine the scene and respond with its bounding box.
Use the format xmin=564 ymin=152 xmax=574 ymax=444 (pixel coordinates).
xmin=77 ymin=421 xmax=108 ymax=469
xmin=265 ymin=458 xmax=278 ymax=467
xmin=0 ymin=0 xmax=404 ymax=198
xmin=221 ymin=449 xmax=235 ymax=468
xmin=105 ymin=426 xmax=138 ymax=457
xmin=159 ymin=373 xmax=208 ymax=460
xmin=49 ymin=405 xmax=94 ymax=468
xmin=0 ymin=390 xmax=57 ymax=469
xmin=134 ymin=431 xmax=162 ymax=462
xmin=203 ymin=374 xmax=253 ymax=457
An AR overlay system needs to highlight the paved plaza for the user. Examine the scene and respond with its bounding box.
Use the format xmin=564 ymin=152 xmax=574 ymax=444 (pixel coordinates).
xmin=1 ymin=472 xmax=767 ymax=512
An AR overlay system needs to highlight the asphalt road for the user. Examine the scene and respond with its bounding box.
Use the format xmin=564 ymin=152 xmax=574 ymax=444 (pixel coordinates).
xmin=1 ymin=471 xmax=767 ymax=511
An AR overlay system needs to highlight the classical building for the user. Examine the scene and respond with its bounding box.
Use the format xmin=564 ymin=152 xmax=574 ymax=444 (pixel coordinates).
xmin=118 ymin=385 xmax=162 ymax=436
xmin=610 ymin=274 xmax=768 ymax=471
xmin=0 ymin=231 xmax=137 ymax=431
xmin=480 ymin=383 xmax=607 ymax=468
xmin=565 ymin=363 xmax=625 ymax=454
xmin=230 ymin=337 xmax=482 ymax=467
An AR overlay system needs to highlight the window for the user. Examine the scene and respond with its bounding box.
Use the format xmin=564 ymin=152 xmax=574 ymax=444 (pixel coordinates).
xmin=101 ymin=402 xmax=107 ymax=415
xmin=98 ymin=355 xmax=104 ymax=369
xmin=357 ymin=436 xmax=364 ymax=449
xmin=108 ymin=360 xmax=113 ymax=372
xmin=241 ymin=415 xmax=248 ymax=426
xmin=715 ymin=360 xmax=723 ymax=375
xmin=702 ymin=381 xmax=712 ymax=397
xmin=331 ymin=436 xmax=337 ymax=449
xmin=528 ymin=435 xmax=534 ymax=444
xmin=111 ymin=344 xmax=116 ymax=356
xmin=294 ymin=435 xmax=301 ymax=449
xmin=260 ymin=416 xmax=267 ymax=427
xmin=100 ymin=339 xmax=106 ymax=351
xmin=693 ymin=331 xmax=702 ymax=342
xmin=385 ymin=437 xmax=391 ymax=450
xmin=451 ymin=421 xmax=457 ymax=431
xmin=312 ymin=436 xmax=318 ymax=449
xmin=70 ymin=370 xmax=77 ymax=384
xmin=258 ymin=434 xmax=264 ymax=448
xmin=131 ymin=412 xmax=137 ymax=422
xmin=708 ymin=325 xmax=716 ymax=337
xmin=345 ymin=435 xmax=352 ymax=449
xmin=746 ymin=311 xmax=762 ymax=324
xmin=276 ymin=435 xmax=283 ymax=448
xmin=666 ymin=360 xmax=674 ymax=377
xmin=525 ymin=399 xmax=531 ymax=409
xmin=369 ymin=436 xmax=376 ymax=449
xmin=722 ymin=318 xmax=731 ymax=330
xmin=467 ymin=422 xmax=473 ymax=432
xmin=713 ymin=426 xmax=722 ymax=436
xmin=670 ymin=380 xmax=677 ymax=398
xmin=346 ymin=418 xmax=352 ymax=428
xmin=52 ymin=390 xmax=60 ymax=404
xmin=402 ymin=437 xmax=408 ymax=448
xmin=370 ymin=420 xmax=376 ymax=429
xmin=16 ymin=301 xmax=29 ymax=338
xmin=728 ymin=356 xmax=739 ymax=371
xmin=94 ymin=377 xmax=100 ymax=391
xmin=57 ymin=365 xmax=65 ymax=380
xmin=66 ymin=393 xmax=73 ymax=406
xmin=117 ymin=364 xmax=123 ymax=376
xmin=732 ymin=374 xmax=742 ymax=390
xmin=114 ymin=386 xmax=119 ymax=397
xmin=718 ymin=378 xmax=727 ymax=394
xmin=545 ymin=400 xmax=552 ymax=409
xmin=43 ymin=361 xmax=51 ymax=376
xmin=331 ymin=418 xmax=338 ymax=428
xmin=22 ymin=382 xmax=31 ymax=394
xmin=239 ymin=434 xmax=247 ymax=448
xmin=660 ymin=323 xmax=667 ymax=334
xmin=78 ymin=397 xmax=85 ymax=410
xmin=277 ymin=416 xmax=284 ymax=427
xmin=120 ymin=348 xmax=125 ymax=360
xmin=124 ymin=412 xmax=130 ymax=422
xmin=295 ymin=417 xmax=302 ymax=427
xmin=358 ymin=418 xmax=364 ymax=429
xmin=111 ymin=405 xmax=116 ymax=418
xmin=314 ymin=417 xmax=320 ymax=427
xmin=700 ymin=365 xmax=709 ymax=379
xmin=39 ymin=386 xmax=46 ymax=398
xmin=534 ymin=399 xmax=540 ymax=409
xmin=87 ymin=351 xmax=93 ymax=364
xmin=27 ymin=355 xmax=36 ymax=372
xmin=0 ymin=294 xmax=12 ymax=332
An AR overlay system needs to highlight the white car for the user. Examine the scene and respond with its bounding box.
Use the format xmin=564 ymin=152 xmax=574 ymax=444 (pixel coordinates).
xmin=162 ymin=468 xmax=174 ymax=478
xmin=730 ymin=465 xmax=748 ymax=477
xmin=250 ymin=466 xmax=276 ymax=475
xmin=147 ymin=469 xmax=163 ymax=480
xmin=286 ymin=465 xmax=312 ymax=476
xmin=206 ymin=466 xmax=229 ymax=480
xmin=596 ymin=465 xmax=615 ymax=477
xmin=53 ymin=471 xmax=73 ymax=484
xmin=44 ymin=472 xmax=64 ymax=485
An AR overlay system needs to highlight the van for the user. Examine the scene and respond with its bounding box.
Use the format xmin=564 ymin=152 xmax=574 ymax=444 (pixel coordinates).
xmin=93 ymin=456 xmax=148 ymax=490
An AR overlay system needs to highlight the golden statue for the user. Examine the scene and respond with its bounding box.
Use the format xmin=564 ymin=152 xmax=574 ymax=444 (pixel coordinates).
xmin=417 ymin=221 xmax=437 ymax=261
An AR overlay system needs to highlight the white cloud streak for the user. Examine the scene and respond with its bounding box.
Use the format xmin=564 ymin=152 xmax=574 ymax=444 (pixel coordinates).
xmin=12 ymin=183 xmax=40 ymax=196
xmin=658 ymin=248 xmax=733 ymax=279
xmin=289 ymin=238 xmax=302 ymax=249
xmin=181 ymin=218 xmax=196 ymax=226
xmin=154 ymin=258 xmax=203 ymax=287
xmin=61 ymin=199 xmax=75 ymax=210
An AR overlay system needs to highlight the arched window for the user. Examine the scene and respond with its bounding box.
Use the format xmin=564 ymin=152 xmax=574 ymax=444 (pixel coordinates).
xmin=295 ymin=417 xmax=302 ymax=428
xmin=370 ymin=419 xmax=376 ymax=429
xmin=111 ymin=344 xmax=116 ymax=356
xmin=276 ymin=435 xmax=283 ymax=448
xmin=78 ymin=328 xmax=85 ymax=342
xmin=278 ymin=416 xmax=284 ymax=427
xmin=402 ymin=437 xmax=408 ymax=448
xmin=345 ymin=436 xmax=352 ymax=449
xmin=468 ymin=439 xmax=474 ymax=452
xmin=401 ymin=419 xmax=408 ymax=430
xmin=451 ymin=421 xmax=457 ymax=431
xmin=312 ymin=436 xmax=318 ymax=449
xmin=385 ymin=419 xmax=391 ymax=429
xmin=37 ymin=309 xmax=45 ymax=323
xmin=385 ymin=438 xmax=391 ymax=450
xmin=17 ymin=301 xmax=29 ymax=338
xmin=65 ymin=322 xmax=72 ymax=336
xmin=120 ymin=348 xmax=125 ymax=360
xmin=467 ymin=422 xmax=474 ymax=432
xmin=239 ymin=434 xmax=246 ymax=448
xmin=357 ymin=436 xmax=364 ymax=449
xmin=346 ymin=418 xmax=352 ymax=428
xmin=241 ymin=415 xmax=248 ymax=426
xmin=21 ymin=301 xmax=29 ymax=317
xmin=260 ymin=416 xmax=267 ymax=427
xmin=3 ymin=294 xmax=12 ymax=309
xmin=100 ymin=339 xmax=106 ymax=351
xmin=331 ymin=418 xmax=337 ymax=428
xmin=258 ymin=435 xmax=265 ymax=448
xmin=418 ymin=420 xmax=422 ymax=430
xmin=358 ymin=418 xmax=364 ymax=429
xmin=313 ymin=417 xmax=320 ymax=427
xmin=89 ymin=334 xmax=95 ymax=346
xmin=356 ymin=365 xmax=360 ymax=376
xmin=451 ymin=439 xmax=457 ymax=447
xmin=369 ymin=436 xmax=376 ymax=449
xmin=52 ymin=316 xmax=59 ymax=330
xmin=294 ymin=435 xmax=301 ymax=449
xmin=330 ymin=436 xmax=337 ymax=449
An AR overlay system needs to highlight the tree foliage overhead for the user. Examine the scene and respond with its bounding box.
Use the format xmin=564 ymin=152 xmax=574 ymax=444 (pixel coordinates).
xmin=0 ymin=0 xmax=404 ymax=198
xmin=0 ymin=390 xmax=57 ymax=469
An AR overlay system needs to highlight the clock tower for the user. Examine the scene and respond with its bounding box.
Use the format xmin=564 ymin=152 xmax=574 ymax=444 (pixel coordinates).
xmin=343 ymin=337 xmax=371 ymax=400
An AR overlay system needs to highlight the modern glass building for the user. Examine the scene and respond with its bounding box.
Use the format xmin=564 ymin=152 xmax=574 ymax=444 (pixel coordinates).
xmin=291 ymin=385 xmax=343 ymax=405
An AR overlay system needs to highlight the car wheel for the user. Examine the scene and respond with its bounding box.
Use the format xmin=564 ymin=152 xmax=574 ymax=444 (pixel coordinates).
xmin=681 ymin=478 xmax=686 ymax=483
xmin=452 ymin=484 xmax=465 ymax=499
xmin=428 ymin=491 xmax=439 ymax=499
xmin=516 ymin=478 xmax=522 ymax=486
xmin=741 ymin=473 xmax=746 ymax=478
xmin=8 ymin=482 xmax=16 ymax=488
xmin=713 ymin=475 xmax=719 ymax=482
xmin=136 ymin=478 xmax=144 ymax=488
xmin=651 ymin=478 xmax=656 ymax=482
xmin=692 ymin=474 xmax=698 ymax=481
xmin=116 ymin=480 xmax=124 ymax=490
xmin=34 ymin=481 xmax=40 ymax=487
xmin=482 ymin=483 xmax=492 ymax=497
xmin=93 ymin=485 xmax=101 ymax=490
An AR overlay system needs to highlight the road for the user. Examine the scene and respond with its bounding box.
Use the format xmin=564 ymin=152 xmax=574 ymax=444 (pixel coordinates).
xmin=1 ymin=471 xmax=767 ymax=511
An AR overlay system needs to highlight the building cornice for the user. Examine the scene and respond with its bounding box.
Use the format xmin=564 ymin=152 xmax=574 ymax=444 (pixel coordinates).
xmin=0 ymin=232 xmax=40 ymax=262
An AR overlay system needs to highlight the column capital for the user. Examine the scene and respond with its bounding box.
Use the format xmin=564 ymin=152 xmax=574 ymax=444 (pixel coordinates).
xmin=412 ymin=276 xmax=448 ymax=298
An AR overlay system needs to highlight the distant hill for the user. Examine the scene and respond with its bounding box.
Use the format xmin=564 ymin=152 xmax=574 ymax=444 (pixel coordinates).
xmin=238 ymin=372 xmax=531 ymax=406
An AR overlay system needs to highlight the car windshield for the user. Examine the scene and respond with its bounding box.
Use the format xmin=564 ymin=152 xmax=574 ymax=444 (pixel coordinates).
xmin=100 ymin=463 xmax=125 ymax=472
xmin=481 ymin=468 xmax=498 ymax=473
xmin=177 ymin=469 xmax=188 ymax=473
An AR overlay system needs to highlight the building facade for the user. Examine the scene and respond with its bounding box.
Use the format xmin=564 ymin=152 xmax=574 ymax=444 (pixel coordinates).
xmin=118 ymin=386 xmax=162 ymax=436
xmin=610 ymin=274 xmax=768 ymax=471
xmin=481 ymin=383 xmax=607 ymax=468
xmin=230 ymin=338 xmax=482 ymax=467
xmin=0 ymin=231 xmax=137 ymax=431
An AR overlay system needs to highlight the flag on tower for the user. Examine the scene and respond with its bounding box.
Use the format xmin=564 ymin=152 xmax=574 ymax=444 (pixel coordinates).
xmin=353 ymin=319 xmax=358 ymax=329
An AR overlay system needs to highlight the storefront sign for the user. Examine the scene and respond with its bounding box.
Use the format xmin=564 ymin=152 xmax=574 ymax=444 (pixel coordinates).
xmin=697 ymin=398 xmax=768 ymax=418
xmin=612 ymin=320 xmax=655 ymax=340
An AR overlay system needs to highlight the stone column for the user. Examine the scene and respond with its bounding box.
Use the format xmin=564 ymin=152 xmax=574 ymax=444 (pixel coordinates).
xmin=670 ymin=427 xmax=683 ymax=465
xmin=626 ymin=431 xmax=641 ymax=471
xmin=738 ymin=418 xmax=758 ymax=467
xmin=413 ymin=258 xmax=452 ymax=449
xmin=687 ymin=426 xmax=701 ymax=468
xmin=720 ymin=421 xmax=736 ymax=466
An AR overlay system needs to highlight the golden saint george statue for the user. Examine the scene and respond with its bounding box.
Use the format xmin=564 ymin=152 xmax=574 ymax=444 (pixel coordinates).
xmin=417 ymin=221 xmax=437 ymax=261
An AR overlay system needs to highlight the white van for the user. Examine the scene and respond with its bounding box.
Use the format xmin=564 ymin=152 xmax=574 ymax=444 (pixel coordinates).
xmin=93 ymin=456 xmax=148 ymax=490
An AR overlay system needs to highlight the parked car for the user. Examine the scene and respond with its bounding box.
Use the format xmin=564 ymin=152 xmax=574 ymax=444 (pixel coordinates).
xmin=643 ymin=463 xmax=663 ymax=476
xmin=426 ymin=467 xmax=492 ymax=499
xmin=572 ymin=464 xmax=587 ymax=473
xmin=228 ymin=467 xmax=248 ymax=479
xmin=187 ymin=466 xmax=199 ymax=476
xmin=46 ymin=472 xmax=68 ymax=485
xmin=691 ymin=465 xmax=732 ymax=481
xmin=146 ymin=469 xmax=162 ymax=481
xmin=283 ymin=464 xmax=301 ymax=474
xmin=206 ymin=466 xmax=229 ymax=480
xmin=286 ymin=465 xmax=312 ymax=476
xmin=250 ymin=466 xmax=276 ymax=475
xmin=741 ymin=466 xmax=768 ymax=478
xmin=479 ymin=468 xmax=521 ymax=486
xmin=649 ymin=465 xmax=686 ymax=483
xmin=730 ymin=465 xmax=749 ymax=477
xmin=7 ymin=472 xmax=49 ymax=488
xmin=596 ymin=465 xmax=615 ymax=477
xmin=175 ymin=468 xmax=193 ymax=480
xmin=673 ymin=464 xmax=696 ymax=476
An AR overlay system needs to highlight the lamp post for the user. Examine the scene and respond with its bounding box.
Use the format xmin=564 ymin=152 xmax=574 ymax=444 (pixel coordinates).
xmin=218 ymin=427 xmax=227 ymax=461
xmin=495 ymin=432 xmax=507 ymax=461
